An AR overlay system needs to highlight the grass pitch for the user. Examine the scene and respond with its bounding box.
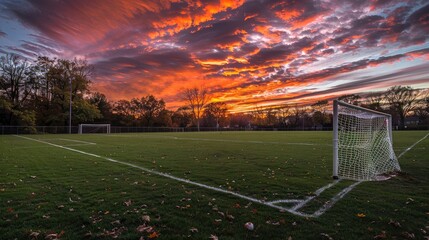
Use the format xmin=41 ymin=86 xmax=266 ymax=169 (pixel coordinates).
xmin=0 ymin=131 xmax=428 ymax=239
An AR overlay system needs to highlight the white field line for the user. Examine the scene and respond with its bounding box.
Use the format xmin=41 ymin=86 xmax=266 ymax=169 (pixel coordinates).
xmin=107 ymin=134 xmax=329 ymax=146
xmin=267 ymin=199 xmax=303 ymax=204
xmin=397 ymin=133 xmax=429 ymax=159
xmin=58 ymin=138 xmax=96 ymax=145
xmin=15 ymin=135 xmax=312 ymax=218
xmin=311 ymin=181 xmax=363 ymax=217
xmin=290 ymin=180 xmax=340 ymax=211
xmin=9 ymin=138 xmax=96 ymax=149
xmin=10 ymin=144 xmax=95 ymax=149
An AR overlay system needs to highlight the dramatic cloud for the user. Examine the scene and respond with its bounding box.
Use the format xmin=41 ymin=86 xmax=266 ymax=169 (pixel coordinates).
xmin=0 ymin=0 xmax=428 ymax=111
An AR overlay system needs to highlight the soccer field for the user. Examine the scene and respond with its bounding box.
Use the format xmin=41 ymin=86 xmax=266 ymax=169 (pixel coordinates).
xmin=0 ymin=131 xmax=428 ymax=239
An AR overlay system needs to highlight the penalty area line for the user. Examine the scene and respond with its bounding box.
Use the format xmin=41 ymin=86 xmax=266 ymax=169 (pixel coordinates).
xmin=15 ymin=135 xmax=314 ymax=218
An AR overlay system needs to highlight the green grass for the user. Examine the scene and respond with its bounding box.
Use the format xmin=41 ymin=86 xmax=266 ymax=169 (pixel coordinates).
xmin=0 ymin=131 xmax=428 ymax=239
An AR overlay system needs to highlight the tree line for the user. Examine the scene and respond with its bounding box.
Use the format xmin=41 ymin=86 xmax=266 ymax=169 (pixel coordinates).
xmin=1 ymin=53 xmax=428 ymax=130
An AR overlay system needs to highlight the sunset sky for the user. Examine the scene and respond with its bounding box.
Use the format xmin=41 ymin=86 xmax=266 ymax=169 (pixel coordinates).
xmin=0 ymin=0 xmax=428 ymax=112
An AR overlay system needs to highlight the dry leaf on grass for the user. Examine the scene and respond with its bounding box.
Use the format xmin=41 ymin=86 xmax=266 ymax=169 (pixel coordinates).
xmin=388 ymin=219 xmax=401 ymax=228
xmin=209 ymin=234 xmax=218 ymax=240
xmin=29 ymin=231 xmax=40 ymax=238
xmin=148 ymin=231 xmax=159 ymax=238
xmin=45 ymin=230 xmax=65 ymax=240
xmin=373 ymin=231 xmax=387 ymax=239
xmin=401 ymin=232 xmax=415 ymax=239
xmin=136 ymin=225 xmax=154 ymax=233
xmin=142 ymin=215 xmax=151 ymax=222
xmin=320 ymin=233 xmax=333 ymax=240
xmin=124 ymin=200 xmax=132 ymax=206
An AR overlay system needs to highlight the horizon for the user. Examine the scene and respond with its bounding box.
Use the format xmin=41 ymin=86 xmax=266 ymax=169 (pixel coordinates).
xmin=0 ymin=0 xmax=428 ymax=112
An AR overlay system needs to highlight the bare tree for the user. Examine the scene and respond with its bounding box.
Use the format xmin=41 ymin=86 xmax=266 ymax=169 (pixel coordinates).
xmin=132 ymin=95 xmax=165 ymax=126
xmin=182 ymin=87 xmax=209 ymax=131
xmin=362 ymin=93 xmax=385 ymax=112
xmin=338 ymin=94 xmax=360 ymax=105
xmin=385 ymin=86 xmax=423 ymax=129
xmin=413 ymin=91 xmax=429 ymax=127
xmin=0 ymin=54 xmax=34 ymax=125
xmin=291 ymin=104 xmax=306 ymax=128
xmin=277 ymin=105 xmax=290 ymax=127
xmin=204 ymin=102 xmax=228 ymax=128
xmin=311 ymin=100 xmax=329 ymax=126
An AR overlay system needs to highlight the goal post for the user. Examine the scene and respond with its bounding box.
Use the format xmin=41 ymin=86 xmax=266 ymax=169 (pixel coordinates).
xmin=78 ymin=124 xmax=111 ymax=134
xmin=333 ymin=100 xmax=400 ymax=181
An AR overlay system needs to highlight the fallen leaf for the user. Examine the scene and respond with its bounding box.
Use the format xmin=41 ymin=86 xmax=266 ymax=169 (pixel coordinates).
xmin=373 ymin=231 xmax=387 ymax=239
xmin=111 ymin=220 xmax=121 ymax=225
xmin=29 ymin=231 xmax=40 ymax=238
xmin=189 ymin=227 xmax=198 ymax=233
xmin=209 ymin=234 xmax=219 ymax=240
xmin=142 ymin=215 xmax=151 ymax=222
xmin=45 ymin=230 xmax=65 ymax=240
xmin=357 ymin=213 xmax=366 ymax=218
xmin=136 ymin=225 xmax=153 ymax=233
xmin=124 ymin=200 xmax=132 ymax=206
xmin=148 ymin=231 xmax=159 ymax=239
xmin=402 ymin=232 xmax=415 ymax=239
xmin=388 ymin=219 xmax=401 ymax=228
xmin=320 ymin=233 xmax=333 ymax=240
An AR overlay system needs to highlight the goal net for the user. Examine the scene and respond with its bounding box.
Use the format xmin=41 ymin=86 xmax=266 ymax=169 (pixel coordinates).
xmin=333 ymin=100 xmax=400 ymax=181
xmin=78 ymin=124 xmax=111 ymax=134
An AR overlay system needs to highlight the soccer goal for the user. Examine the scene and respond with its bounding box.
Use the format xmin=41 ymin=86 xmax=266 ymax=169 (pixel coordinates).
xmin=333 ymin=100 xmax=401 ymax=181
xmin=78 ymin=124 xmax=111 ymax=134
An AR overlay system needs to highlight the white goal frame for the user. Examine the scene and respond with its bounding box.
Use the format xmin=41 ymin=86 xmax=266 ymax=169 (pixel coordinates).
xmin=333 ymin=100 xmax=400 ymax=181
xmin=78 ymin=124 xmax=111 ymax=134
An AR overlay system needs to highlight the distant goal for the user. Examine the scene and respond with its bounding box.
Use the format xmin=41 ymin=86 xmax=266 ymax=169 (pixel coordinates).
xmin=333 ymin=100 xmax=401 ymax=181
xmin=78 ymin=124 xmax=111 ymax=134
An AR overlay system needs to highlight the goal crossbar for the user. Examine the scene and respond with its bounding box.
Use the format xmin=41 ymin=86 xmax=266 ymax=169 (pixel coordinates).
xmin=78 ymin=124 xmax=111 ymax=134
